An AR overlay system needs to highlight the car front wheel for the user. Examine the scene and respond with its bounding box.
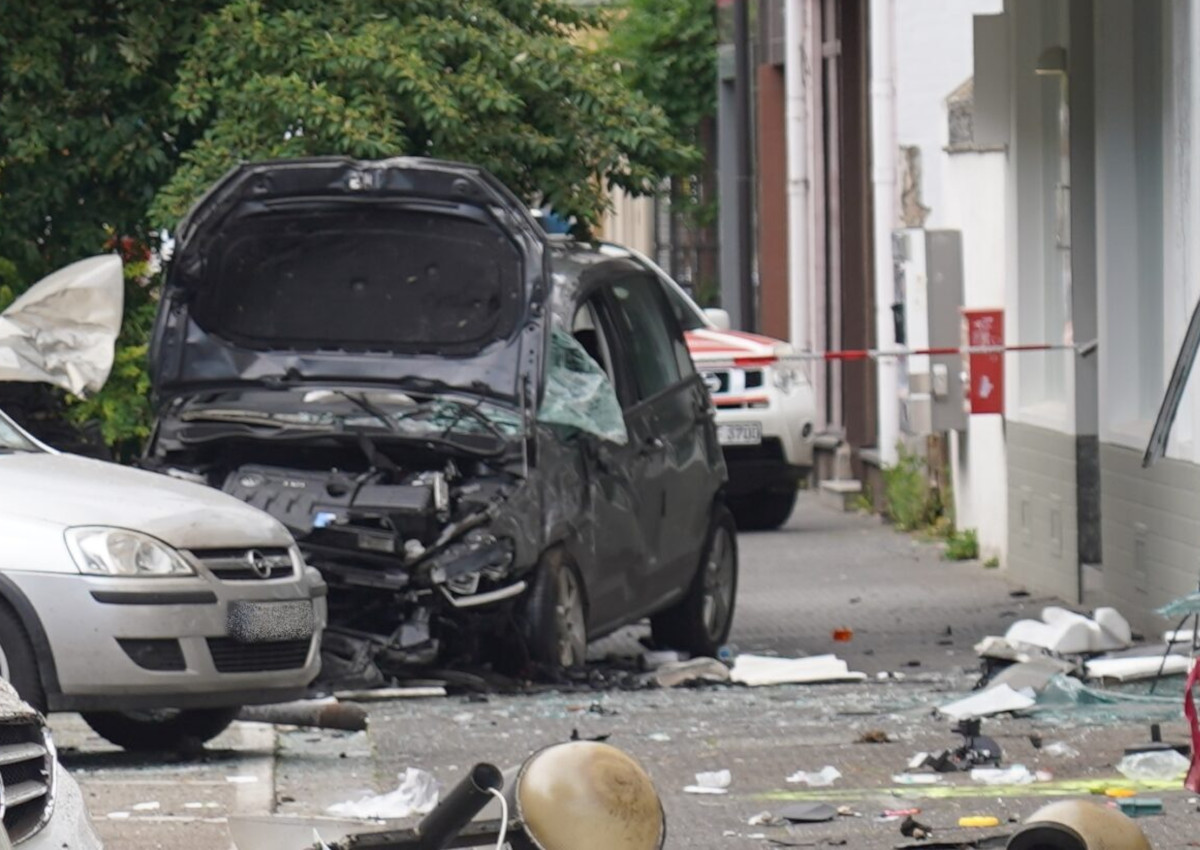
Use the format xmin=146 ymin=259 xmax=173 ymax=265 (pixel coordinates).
xmin=519 ymin=549 xmax=588 ymax=674
xmin=651 ymin=504 xmax=738 ymax=656
xmin=0 ymin=604 xmax=46 ymax=712
xmin=81 ymin=707 xmax=240 ymax=752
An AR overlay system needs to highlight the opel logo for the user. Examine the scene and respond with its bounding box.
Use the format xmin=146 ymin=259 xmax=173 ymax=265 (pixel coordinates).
xmin=245 ymin=550 xmax=273 ymax=579
xmin=702 ymin=372 xmax=722 ymax=394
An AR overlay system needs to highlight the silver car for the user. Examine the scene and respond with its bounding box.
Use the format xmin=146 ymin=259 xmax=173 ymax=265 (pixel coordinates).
xmin=0 ymin=678 xmax=100 ymax=849
xmin=0 ymin=409 xmax=327 ymax=751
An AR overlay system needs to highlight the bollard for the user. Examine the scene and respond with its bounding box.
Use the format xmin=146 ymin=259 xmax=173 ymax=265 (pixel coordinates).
xmin=1006 ymin=800 xmax=1153 ymax=850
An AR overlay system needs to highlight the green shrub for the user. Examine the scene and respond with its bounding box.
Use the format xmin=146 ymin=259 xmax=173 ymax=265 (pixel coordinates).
xmin=944 ymin=528 xmax=980 ymax=561
xmin=883 ymin=443 xmax=940 ymax=531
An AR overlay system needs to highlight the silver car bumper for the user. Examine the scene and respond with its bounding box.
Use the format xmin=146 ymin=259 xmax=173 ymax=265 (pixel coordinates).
xmin=8 ymin=566 xmax=327 ymax=712
xmin=18 ymin=763 xmax=101 ymax=850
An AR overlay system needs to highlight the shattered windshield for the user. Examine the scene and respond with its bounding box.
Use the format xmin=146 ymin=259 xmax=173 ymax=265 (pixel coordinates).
xmin=537 ymin=329 xmax=628 ymax=444
xmin=0 ymin=412 xmax=37 ymax=453
xmin=178 ymin=388 xmax=524 ymax=454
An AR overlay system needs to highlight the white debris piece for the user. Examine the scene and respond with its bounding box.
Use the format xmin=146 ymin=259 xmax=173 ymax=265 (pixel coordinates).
xmin=1003 ymin=606 xmax=1132 ymax=655
xmin=226 ymin=775 xmax=259 ymax=784
xmin=785 ymin=766 xmax=841 ymax=786
xmin=937 ymin=684 xmax=1036 ymax=720
xmin=1041 ymin=741 xmax=1080 ymax=758
xmin=730 ymin=654 xmax=866 ymax=687
xmin=970 ymin=765 xmax=1036 ymax=785
xmin=685 ymin=769 xmax=732 ymax=795
xmin=1085 ymin=654 xmax=1193 ymax=682
xmin=891 ymin=774 xmax=942 ymax=785
xmin=328 ymin=768 xmax=441 ymax=819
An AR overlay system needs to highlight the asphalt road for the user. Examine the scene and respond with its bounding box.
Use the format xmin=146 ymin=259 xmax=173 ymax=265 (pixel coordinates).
xmin=50 ymin=493 xmax=1200 ymax=848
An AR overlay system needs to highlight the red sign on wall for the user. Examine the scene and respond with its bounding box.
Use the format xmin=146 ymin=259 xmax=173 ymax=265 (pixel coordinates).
xmin=962 ymin=309 xmax=1004 ymax=416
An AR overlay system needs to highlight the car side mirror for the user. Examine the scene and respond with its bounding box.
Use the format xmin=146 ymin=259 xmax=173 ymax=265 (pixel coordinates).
xmin=704 ymin=308 xmax=732 ymax=331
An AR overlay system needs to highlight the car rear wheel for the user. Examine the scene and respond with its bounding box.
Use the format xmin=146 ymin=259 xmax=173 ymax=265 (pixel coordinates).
xmin=81 ymin=707 xmax=240 ymax=752
xmin=0 ymin=606 xmax=46 ymax=712
xmin=651 ymin=504 xmax=738 ymax=657
xmin=731 ymin=488 xmax=797 ymax=531
xmin=520 ymin=549 xmax=588 ymax=673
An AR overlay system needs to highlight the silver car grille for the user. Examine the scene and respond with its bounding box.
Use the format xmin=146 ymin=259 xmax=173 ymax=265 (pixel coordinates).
xmin=0 ymin=720 xmax=53 ymax=843
xmin=191 ymin=548 xmax=296 ymax=581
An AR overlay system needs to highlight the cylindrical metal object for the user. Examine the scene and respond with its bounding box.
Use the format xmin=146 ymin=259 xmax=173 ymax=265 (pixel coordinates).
xmin=236 ymin=700 xmax=368 ymax=732
xmin=415 ymin=763 xmax=504 ymax=850
xmin=1006 ymin=800 xmax=1153 ymax=850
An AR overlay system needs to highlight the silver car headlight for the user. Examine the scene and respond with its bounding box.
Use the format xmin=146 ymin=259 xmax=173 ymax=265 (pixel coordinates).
xmin=65 ymin=527 xmax=196 ymax=577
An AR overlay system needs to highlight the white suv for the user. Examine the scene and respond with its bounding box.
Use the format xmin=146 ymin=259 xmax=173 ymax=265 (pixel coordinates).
xmin=610 ymin=248 xmax=817 ymax=530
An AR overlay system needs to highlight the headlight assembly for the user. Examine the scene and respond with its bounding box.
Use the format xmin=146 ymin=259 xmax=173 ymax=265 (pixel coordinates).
xmin=65 ymin=527 xmax=195 ymax=577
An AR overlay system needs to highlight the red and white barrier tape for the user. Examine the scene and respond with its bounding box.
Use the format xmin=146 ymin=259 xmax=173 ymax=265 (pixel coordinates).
xmin=783 ymin=340 xmax=1096 ymax=362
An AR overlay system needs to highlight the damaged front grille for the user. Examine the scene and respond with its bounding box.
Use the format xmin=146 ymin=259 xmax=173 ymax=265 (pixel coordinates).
xmin=0 ymin=721 xmax=53 ymax=843
xmin=193 ymin=547 xmax=295 ymax=581
xmin=207 ymin=637 xmax=313 ymax=673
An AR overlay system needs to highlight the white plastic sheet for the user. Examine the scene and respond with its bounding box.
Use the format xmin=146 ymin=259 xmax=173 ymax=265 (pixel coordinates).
xmin=0 ymin=255 xmax=123 ymax=396
xmin=729 ymin=654 xmax=866 ymax=687
xmin=326 ymin=768 xmax=441 ymax=819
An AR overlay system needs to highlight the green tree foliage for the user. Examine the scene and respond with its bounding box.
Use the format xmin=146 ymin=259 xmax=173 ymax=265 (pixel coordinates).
xmin=0 ymin=0 xmax=694 ymax=448
xmin=153 ymin=0 xmax=693 ymax=230
xmin=605 ymin=0 xmax=717 ymax=150
xmin=0 ymin=2 xmax=220 ymax=281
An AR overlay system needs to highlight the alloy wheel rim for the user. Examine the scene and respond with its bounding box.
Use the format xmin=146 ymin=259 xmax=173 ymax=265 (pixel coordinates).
xmin=701 ymin=528 xmax=735 ymax=640
xmin=555 ymin=568 xmax=586 ymax=667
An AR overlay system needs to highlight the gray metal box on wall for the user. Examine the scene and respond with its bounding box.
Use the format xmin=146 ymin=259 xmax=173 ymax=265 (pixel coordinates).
xmin=893 ymin=229 xmax=967 ymax=435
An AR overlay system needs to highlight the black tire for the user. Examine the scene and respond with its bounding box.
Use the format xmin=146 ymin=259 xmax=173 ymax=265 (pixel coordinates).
xmin=519 ymin=549 xmax=588 ymax=672
xmin=81 ymin=707 xmax=239 ymax=752
xmin=0 ymin=606 xmax=46 ymax=712
xmin=730 ymin=488 xmax=798 ymax=531
xmin=651 ymin=504 xmax=738 ymax=656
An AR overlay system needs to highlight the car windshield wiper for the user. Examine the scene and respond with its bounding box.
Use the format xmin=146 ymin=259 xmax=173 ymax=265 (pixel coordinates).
xmin=330 ymin=390 xmax=400 ymax=433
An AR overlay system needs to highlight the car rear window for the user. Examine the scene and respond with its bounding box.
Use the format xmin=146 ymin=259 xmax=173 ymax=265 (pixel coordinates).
xmin=192 ymin=208 xmax=525 ymax=354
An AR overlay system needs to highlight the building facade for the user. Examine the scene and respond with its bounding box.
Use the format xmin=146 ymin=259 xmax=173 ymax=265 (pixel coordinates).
xmin=971 ymin=0 xmax=1200 ymax=631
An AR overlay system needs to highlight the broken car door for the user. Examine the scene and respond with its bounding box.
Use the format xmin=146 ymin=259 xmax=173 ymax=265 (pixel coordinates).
xmin=602 ymin=276 xmax=710 ymax=613
xmin=551 ymin=297 xmax=649 ymax=633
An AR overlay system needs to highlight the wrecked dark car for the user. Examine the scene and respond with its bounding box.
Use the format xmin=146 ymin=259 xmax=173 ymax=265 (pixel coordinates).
xmin=144 ymin=157 xmax=737 ymax=678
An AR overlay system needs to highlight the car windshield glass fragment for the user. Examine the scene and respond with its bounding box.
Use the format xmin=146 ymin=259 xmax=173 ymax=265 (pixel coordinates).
xmin=538 ymin=329 xmax=628 ymax=444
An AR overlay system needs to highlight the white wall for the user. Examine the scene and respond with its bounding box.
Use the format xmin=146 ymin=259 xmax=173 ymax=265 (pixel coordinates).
xmin=944 ymin=151 xmax=1008 ymax=560
xmin=893 ymin=0 xmax=1003 ymax=228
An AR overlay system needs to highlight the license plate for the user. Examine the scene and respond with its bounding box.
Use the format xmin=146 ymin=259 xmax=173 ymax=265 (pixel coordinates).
xmin=226 ymin=600 xmax=315 ymax=643
xmin=717 ymin=422 xmax=762 ymax=446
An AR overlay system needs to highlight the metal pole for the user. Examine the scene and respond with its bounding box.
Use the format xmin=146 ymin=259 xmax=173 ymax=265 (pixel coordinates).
xmin=733 ymin=0 xmax=756 ymax=332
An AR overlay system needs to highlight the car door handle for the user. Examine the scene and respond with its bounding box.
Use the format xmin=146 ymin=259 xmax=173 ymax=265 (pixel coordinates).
xmin=640 ymin=436 xmax=665 ymax=456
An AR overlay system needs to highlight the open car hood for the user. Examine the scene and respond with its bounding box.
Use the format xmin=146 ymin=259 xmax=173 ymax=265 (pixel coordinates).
xmin=0 ymin=255 xmax=123 ymax=396
xmin=151 ymin=157 xmax=547 ymax=404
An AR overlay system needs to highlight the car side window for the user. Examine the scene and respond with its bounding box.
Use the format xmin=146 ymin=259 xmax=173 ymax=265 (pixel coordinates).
xmin=653 ymin=278 xmax=698 ymax=380
xmin=606 ymin=275 xmax=684 ymax=402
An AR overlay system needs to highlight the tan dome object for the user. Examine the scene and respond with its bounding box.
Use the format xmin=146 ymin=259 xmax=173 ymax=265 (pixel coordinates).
xmin=1006 ymin=799 xmax=1153 ymax=850
xmin=514 ymin=741 xmax=666 ymax=850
